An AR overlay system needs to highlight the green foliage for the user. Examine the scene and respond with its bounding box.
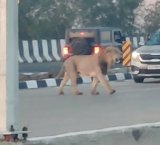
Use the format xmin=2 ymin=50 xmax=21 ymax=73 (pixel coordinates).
xmin=19 ymin=0 xmax=75 ymax=39
xmin=19 ymin=0 xmax=143 ymax=39
xmin=74 ymin=0 xmax=143 ymax=35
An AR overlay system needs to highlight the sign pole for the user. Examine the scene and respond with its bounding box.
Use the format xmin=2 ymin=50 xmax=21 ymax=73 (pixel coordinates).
xmin=0 ymin=0 xmax=18 ymax=131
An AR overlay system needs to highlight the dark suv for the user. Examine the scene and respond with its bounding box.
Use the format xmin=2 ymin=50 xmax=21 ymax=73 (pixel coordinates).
xmin=62 ymin=27 xmax=125 ymax=60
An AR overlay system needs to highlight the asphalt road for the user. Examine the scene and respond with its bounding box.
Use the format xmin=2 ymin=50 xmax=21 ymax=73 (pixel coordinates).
xmin=18 ymin=78 xmax=160 ymax=138
xmin=19 ymin=61 xmax=63 ymax=74
xmin=19 ymin=62 xmax=127 ymax=74
xmin=19 ymin=62 xmax=129 ymax=81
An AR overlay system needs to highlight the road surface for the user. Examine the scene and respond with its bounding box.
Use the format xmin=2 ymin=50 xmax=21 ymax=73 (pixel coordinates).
xmin=18 ymin=79 xmax=160 ymax=138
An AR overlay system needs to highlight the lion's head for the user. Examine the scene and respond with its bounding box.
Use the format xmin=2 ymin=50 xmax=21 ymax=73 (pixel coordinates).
xmin=98 ymin=46 xmax=122 ymax=66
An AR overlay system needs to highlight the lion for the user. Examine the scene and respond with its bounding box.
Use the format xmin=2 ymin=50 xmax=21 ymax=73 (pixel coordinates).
xmin=58 ymin=46 xmax=122 ymax=95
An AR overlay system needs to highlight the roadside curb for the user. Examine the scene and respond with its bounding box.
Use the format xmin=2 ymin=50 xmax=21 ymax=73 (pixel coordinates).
xmin=19 ymin=73 xmax=133 ymax=89
xmin=27 ymin=122 xmax=160 ymax=145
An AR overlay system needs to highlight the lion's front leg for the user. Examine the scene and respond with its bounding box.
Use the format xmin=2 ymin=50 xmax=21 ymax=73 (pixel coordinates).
xmin=96 ymin=72 xmax=116 ymax=95
xmin=91 ymin=77 xmax=100 ymax=95
xmin=58 ymin=72 xmax=69 ymax=95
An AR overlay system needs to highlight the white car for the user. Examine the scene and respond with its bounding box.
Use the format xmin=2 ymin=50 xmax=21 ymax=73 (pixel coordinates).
xmin=131 ymin=29 xmax=160 ymax=83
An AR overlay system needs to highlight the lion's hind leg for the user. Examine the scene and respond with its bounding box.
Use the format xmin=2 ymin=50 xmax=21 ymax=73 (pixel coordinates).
xmin=70 ymin=74 xmax=83 ymax=95
xmin=67 ymin=71 xmax=83 ymax=95
xmin=58 ymin=72 xmax=69 ymax=95
xmin=65 ymin=62 xmax=83 ymax=95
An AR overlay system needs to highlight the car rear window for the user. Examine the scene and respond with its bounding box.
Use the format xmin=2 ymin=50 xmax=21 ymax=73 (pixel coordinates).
xmin=68 ymin=30 xmax=95 ymax=38
xmin=69 ymin=37 xmax=95 ymax=47
xmin=100 ymin=30 xmax=111 ymax=43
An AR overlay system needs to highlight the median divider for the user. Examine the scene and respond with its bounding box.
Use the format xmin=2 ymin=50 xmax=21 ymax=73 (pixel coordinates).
xmin=19 ymin=73 xmax=132 ymax=89
xmin=26 ymin=122 xmax=160 ymax=145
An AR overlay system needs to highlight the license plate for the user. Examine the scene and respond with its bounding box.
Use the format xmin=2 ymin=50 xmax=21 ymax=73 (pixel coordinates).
xmin=148 ymin=65 xmax=160 ymax=70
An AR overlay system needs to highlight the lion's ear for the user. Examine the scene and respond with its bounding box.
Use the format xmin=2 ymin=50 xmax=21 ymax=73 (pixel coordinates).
xmin=105 ymin=48 xmax=112 ymax=53
xmin=105 ymin=46 xmax=118 ymax=53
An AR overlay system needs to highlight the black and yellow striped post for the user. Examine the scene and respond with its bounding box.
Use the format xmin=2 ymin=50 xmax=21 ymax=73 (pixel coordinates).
xmin=122 ymin=41 xmax=132 ymax=67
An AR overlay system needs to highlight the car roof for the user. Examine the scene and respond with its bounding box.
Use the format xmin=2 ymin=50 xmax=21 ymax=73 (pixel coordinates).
xmin=68 ymin=27 xmax=121 ymax=31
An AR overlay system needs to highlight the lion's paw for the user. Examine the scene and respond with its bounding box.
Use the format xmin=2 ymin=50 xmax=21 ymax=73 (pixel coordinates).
xmin=59 ymin=91 xmax=64 ymax=95
xmin=110 ymin=90 xmax=116 ymax=95
xmin=77 ymin=92 xmax=83 ymax=95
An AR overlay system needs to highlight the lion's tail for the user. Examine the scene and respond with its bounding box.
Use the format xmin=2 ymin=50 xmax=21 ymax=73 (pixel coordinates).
xmin=56 ymin=64 xmax=65 ymax=79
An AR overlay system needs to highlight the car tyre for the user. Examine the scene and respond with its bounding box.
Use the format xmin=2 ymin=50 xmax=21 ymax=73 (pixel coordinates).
xmin=133 ymin=76 xmax=144 ymax=83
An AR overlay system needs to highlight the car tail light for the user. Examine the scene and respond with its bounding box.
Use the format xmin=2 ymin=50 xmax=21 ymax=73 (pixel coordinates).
xmin=63 ymin=46 xmax=69 ymax=55
xmin=93 ymin=45 xmax=101 ymax=54
xmin=80 ymin=32 xmax=85 ymax=36
xmin=62 ymin=45 xmax=71 ymax=60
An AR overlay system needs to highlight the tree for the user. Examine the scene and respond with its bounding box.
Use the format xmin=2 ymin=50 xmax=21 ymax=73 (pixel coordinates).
xmin=19 ymin=0 xmax=76 ymax=39
xmin=73 ymin=0 xmax=143 ymax=35
xmin=143 ymin=0 xmax=160 ymax=34
xmin=19 ymin=0 xmax=143 ymax=39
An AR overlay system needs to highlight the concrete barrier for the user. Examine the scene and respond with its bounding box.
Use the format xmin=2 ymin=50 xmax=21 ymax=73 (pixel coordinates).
xmin=26 ymin=122 xmax=160 ymax=145
xmin=18 ymin=37 xmax=144 ymax=63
